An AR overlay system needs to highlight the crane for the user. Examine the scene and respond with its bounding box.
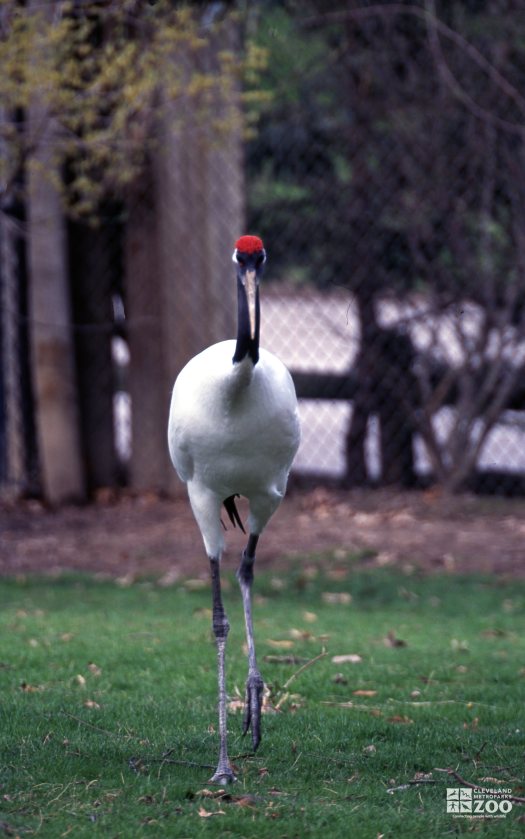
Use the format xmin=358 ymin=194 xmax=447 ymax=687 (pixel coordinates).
xmin=167 ymin=235 xmax=300 ymax=784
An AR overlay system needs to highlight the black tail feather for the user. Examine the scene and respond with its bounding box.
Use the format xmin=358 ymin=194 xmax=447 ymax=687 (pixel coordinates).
xmin=223 ymin=494 xmax=246 ymax=533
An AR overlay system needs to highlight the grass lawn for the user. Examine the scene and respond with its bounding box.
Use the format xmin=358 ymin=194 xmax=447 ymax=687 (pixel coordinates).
xmin=0 ymin=558 xmax=524 ymax=837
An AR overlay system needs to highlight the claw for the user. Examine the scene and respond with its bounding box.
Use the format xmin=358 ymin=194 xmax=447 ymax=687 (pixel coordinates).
xmin=242 ymin=673 xmax=264 ymax=751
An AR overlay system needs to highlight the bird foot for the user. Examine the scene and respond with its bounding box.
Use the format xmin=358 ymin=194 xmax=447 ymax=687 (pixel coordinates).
xmin=209 ymin=766 xmax=237 ymax=785
xmin=242 ymin=672 xmax=264 ymax=751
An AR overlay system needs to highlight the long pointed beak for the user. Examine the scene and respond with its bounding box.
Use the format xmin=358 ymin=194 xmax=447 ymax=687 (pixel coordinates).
xmin=244 ymin=270 xmax=257 ymax=339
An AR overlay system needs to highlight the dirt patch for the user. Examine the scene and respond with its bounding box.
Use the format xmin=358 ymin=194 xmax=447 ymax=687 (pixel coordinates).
xmin=1 ymin=487 xmax=524 ymax=580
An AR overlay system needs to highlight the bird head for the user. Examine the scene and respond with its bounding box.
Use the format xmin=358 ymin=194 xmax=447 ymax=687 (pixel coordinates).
xmin=232 ymin=235 xmax=266 ymax=343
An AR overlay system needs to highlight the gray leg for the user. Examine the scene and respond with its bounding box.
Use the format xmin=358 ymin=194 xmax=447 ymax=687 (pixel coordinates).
xmin=236 ymin=534 xmax=264 ymax=750
xmin=209 ymin=557 xmax=236 ymax=784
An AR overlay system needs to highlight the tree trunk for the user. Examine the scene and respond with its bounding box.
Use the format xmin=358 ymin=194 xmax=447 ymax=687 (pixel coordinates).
xmin=0 ymin=211 xmax=25 ymax=494
xmin=344 ymin=292 xmax=376 ymax=486
xmin=26 ymin=122 xmax=85 ymax=504
xmin=125 ymin=28 xmax=243 ymax=494
xmin=345 ymin=293 xmax=416 ymax=487
xmin=376 ymin=329 xmax=417 ymax=487
xmin=68 ymin=219 xmax=120 ymax=492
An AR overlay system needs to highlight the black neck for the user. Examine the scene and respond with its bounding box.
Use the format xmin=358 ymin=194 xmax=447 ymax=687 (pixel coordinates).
xmin=232 ymin=277 xmax=260 ymax=365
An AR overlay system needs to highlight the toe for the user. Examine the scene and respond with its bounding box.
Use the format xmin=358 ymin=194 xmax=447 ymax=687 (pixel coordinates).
xmin=209 ymin=767 xmax=237 ymax=785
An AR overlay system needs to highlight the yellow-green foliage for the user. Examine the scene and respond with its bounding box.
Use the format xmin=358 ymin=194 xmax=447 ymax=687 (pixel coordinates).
xmin=0 ymin=1 xmax=266 ymax=218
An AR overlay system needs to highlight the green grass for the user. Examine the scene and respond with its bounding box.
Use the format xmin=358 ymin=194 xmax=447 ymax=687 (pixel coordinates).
xmin=0 ymin=559 xmax=524 ymax=837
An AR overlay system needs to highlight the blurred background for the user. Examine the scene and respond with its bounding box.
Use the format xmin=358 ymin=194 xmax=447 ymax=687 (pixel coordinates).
xmin=2 ymin=0 xmax=525 ymax=507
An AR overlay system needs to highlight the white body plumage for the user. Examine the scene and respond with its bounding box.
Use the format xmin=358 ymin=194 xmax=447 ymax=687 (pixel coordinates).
xmin=168 ymin=339 xmax=300 ymax=559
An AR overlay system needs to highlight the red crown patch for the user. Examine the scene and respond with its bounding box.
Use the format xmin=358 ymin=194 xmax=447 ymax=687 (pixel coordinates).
xmin=235 ymin=235 xmax=264 ymax=254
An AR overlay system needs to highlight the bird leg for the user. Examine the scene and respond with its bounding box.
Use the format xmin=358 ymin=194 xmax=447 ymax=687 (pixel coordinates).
xmin=209 ymin=557 xmax=236 ymax=785
xmin=236 ymin=534 xmax=264 ymax=751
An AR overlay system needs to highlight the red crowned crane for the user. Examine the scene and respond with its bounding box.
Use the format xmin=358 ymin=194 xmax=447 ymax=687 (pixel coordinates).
xmin=168 ymin=235 xmax=300 ymax=784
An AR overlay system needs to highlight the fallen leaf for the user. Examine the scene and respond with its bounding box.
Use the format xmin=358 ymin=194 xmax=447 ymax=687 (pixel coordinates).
xmin=384 ymin=631 xmax=407 ymax=648
xmin=263 ymin=655 xmax=308 ymax=665
xmin=413 ymin=771 xmax=433 ymax=781
xmin=88 ymin=663 xmax=102 ymax=677
xmin=184 ymin=578 xmax=208 ymax=591
xmin=451 ymin=638 xmax=469 ymax=652
xmin=303 ymin=611 xmax=317 ymax=623
xmin=326 ymin=568 xmax=349 ymax=580
xmin=157 ymin=568 xmax=181 ymax=587
xmin=331 ymin=654 xmax=362 ymax=665
xmin=353 ymin=689 xmax=377 ymax=697
xmin=232 ymin=796 xmax=258 ymax=809
xmin=116 ymin=573 xmax=136 ymax=588
xmin=20 ymin=682 xmax=43 ymax=693
xmin=388 ymin=715 xmax=413 ymax=724
xmin=193 ymin=607 xmax=212 ymax=619
xmin=84 ymin=700 xmax=100 ymax=709
xmin=322 ymin=592 xmax=352 ymax=605
xmin=228 ymin=699 xmax=246 ymax=713
xmin=198 ymin=806 xmax=225 ymax=818
xmin=267 ymin=639 xmax=294 ymax=649
xmin=196 ymin=789 xmax=222 ymax=799
xmin=479 ymin=777 xmax=508 ymax=784
xmin=75 ymin=674 xmax=87 ymax=688
xmin=289 ymin=628 xmax=314 ymax=641
xmin=363 ymin=744 xmax=376 ymax=755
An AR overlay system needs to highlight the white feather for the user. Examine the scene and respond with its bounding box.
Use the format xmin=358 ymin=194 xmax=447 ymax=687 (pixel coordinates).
xmin=168 ymin=339 xmax=300 ymax=558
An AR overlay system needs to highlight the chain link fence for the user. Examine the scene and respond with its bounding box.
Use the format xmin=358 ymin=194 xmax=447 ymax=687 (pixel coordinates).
xmin=2 ymin=2 xmax=525 ymax=501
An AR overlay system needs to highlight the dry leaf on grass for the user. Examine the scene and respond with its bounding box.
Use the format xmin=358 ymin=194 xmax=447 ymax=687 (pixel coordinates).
xmin=331 ymin=654 xmax=362 ymax=664
xmin=263 ymin=655 xmax=308 ymax=665
xmin=184 ymin=579 xmax=208 ymax=592
xmin=384 ymin=631 xmax=407 ymax=648
xmin=267 ymin=639 xmax=295 ymax=649
xmin=353 ymin=689 xmax=377 ymax=697
xmin=479 ymin=777 xmax=509 ymax=784
xmin=227 ymin=698 xmax=246 ymax=713
xmin=326 ymin=568 xmax=350 ymax=580
xmin=20 ymin=682 xmax=43 ymax=693
xmin=289 ymin=628 xmax=315 ymax=641
xmin=198 ymin=806 xmax=225 ymax=818
xmin=322 ymin=592 xmax=352 ymax=605
xmin=196 ymin=789 xmax=223 ymax=799
xmin=388 ymin=715 xmax=413 ymax=724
